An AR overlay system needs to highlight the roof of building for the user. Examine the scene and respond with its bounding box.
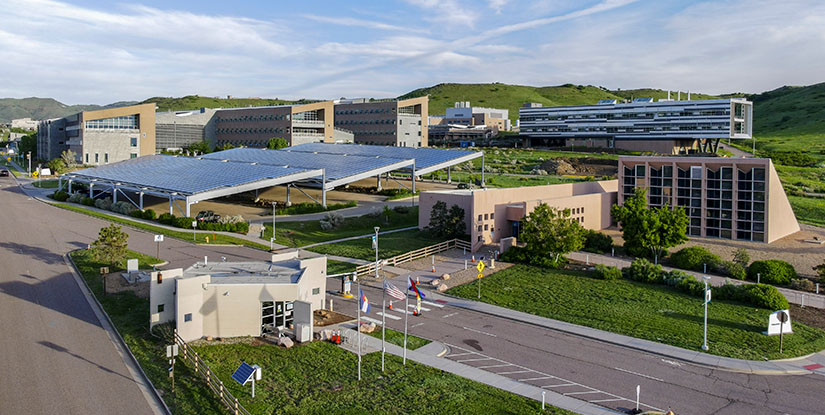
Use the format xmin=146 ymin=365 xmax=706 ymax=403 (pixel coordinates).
xmin=183 ymin=260 xmax=304 ymax=284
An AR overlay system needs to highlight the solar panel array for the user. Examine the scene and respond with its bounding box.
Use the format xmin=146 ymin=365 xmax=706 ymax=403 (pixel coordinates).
xmin=231 ymin=362 xmax=255 ymax=385
xmin=284 ymin=143 xmax=481 ymax=172
xmin=203 ymin=147 xmax=412 ymax=182
xmin=68 ymin=154 xmax=315 ymax=195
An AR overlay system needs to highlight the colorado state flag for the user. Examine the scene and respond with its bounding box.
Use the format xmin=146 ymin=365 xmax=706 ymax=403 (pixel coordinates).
xmin=359 ymin=290 xmax=371 ymax=314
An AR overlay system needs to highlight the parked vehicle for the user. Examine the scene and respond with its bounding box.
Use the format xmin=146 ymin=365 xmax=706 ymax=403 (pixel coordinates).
xmin=0 ymin=169 xmax=9 ymax=177
xmin=196 ymin=210 xmax=220 ymax=223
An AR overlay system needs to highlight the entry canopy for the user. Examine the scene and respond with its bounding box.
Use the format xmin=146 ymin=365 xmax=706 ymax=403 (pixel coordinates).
xmin=62 ymin=154 xmax=323 ymax=210
xmin=282 ymin=143 xmax=483 ymax=176
xmin=203 ymin=147 xmax=413 ymax=189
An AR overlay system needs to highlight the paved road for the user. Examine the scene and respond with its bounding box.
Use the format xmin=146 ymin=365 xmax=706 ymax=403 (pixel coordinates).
xmin=0 ymin=175 xmax=273 ymax=414
xmin=335 ymin=273 xmax=825 ymax=415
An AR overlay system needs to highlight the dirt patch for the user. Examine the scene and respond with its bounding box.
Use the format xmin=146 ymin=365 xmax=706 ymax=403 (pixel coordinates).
xmin=790 ymin=304 xmax=825 ymax=331
xmin=539 ymin=157 xmax=618 ymax=177
xmin=103 ymin=272 xmax=149 ymax=298
xmin=314 ymin=309 xmax=353 ymax=327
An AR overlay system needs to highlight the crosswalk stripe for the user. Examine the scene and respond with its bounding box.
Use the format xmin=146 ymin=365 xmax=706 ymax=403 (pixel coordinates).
xmin=407 ymin=304 xmax=431 ymax=311
xmin=377 ymin=312 xmax=401 ymax=320
xmin=422 ymin=300 xmax=444 ymax=308
xmin=392 ymin=308 xmax=413 ymax=315
xmin=361 ymin=317 xmax=382 ymax=325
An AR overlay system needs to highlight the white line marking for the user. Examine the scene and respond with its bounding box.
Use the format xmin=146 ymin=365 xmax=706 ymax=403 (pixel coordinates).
xmin=391 ymin=308 xmax=413 ymax=315
xmin=522 ymin=376 xmax=553 ymax=382
xmin=442 ymin=312 xmax=459 ymax=319
xmin=446 ymin=352 xmax=473 ymax=357
xmin=661 ymin=359 xmax=683 ymax=367
xmin=477 ymin=363 xmax=514 ymax=369
xmin=456 ymin=357 xmax=493 ymax=363
xmin=542 ymin=383 xmax=576 ymax=388
xmin=377 ymin=312 xmax=401 ymax=320
xmin=588 ymin=398 xmax=625 ymax=403
xmin=422 ymin=300 xmax=444 ymax=308
xmin=462 ymin=326 xmax=497 ymax=337
xmin=361 ymin=317 xmax=383 ymax=325
xmin=411 ymin=323 xmax=424 ymax=328
xmin=614 ymin=367 xmax=665 ymax=382
xmin=407 ymin=304 xmax=431 ymax=311
xmin=497 ymin=370 xmax=532 ymax=375
xmin=564 ymin=391 xmax=604 ymax=396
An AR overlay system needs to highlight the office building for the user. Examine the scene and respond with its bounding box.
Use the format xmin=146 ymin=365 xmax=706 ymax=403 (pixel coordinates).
xmin=333 ymin=97 xmax=428 ymax=147
xmin=155 ymin=108 xmax=218 ymax=151
xmin=150 ymin=251 xmax=327 ymax=342
xmin=519 ymin=98 xmax=753 ymax=154
xmin=433 ymin=101 xmax=511 ymax=132
xmin=37 ymin=103 xmax=156 ymax=164
xmin=214 ymin=101 xmax=352 ymax=148
xmin=11 ymin=117 xmax=39 ymax=130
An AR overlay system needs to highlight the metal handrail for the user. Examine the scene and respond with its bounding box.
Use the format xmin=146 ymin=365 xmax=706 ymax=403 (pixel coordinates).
xmin=354 ymin=238 xmax=471 ymax=277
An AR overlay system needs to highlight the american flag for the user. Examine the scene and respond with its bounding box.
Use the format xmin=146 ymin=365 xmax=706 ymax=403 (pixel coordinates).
xmin=384 ymin=281 xmax=406 ymax=301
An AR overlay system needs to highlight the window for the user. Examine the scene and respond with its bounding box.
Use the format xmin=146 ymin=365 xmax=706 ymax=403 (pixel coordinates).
xmin=490 ymin=213 xmax=494 ymax=220
xmin=478 ymin=214 xmax=482 ymax=221
xmin=477 ymin=225 xmax=482 ymax=232
xmin=312 ymin=287 xmax=320 ymax=295
xmin=157 ymin=304 xmax=165 ymax=313
xmin=484 ymin=214 xmax=489 ymax=220
xmin=130 ymin=153 xmax=137 ymax=159
xmin=184 ymin=313 xmax=192 ymax=322
xmin=484 ymin=224 xmax=488 ymax=230
xmin=85 ymin=153 xmax=89 ymax=163
xmin=130 ymin=137 xmax=137 ymax=147
xmin=104 ymin=153 xmax=108 ymax=163
xmin=95 ymin=153 xmax=99 ymax=163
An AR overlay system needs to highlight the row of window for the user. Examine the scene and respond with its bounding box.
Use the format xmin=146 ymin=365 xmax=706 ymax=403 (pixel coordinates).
xmin=336 ymin=108 xmax=396 ymax=115
xmin=85 ymin=115 xmax=138 ymax=130
xmin=217 ymin=114 xmax=289 ymax=123
xmin=217 ymin=127 xmax=289 ymax=135
xmin=625 ymin=165 xmax=766 ymax=182
xmin=84 ymin=152 xmax=138 ymax=163
xmin=520 ymin=109 xmax=729 ymax=123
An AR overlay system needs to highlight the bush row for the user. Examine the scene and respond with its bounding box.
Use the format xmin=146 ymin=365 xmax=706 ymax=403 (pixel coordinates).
xmin=500 ymin=245 xmax=565 ymax=269
xmin=668 ymin=246 xmax=798 ymax=286
xmin=598 ymin=258 xmax=789 ymax=310
xmin=275 ymin=201 xmax=356 ymax=216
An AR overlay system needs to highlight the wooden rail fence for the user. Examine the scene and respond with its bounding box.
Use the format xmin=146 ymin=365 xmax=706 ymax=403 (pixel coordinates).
xmin=354 ymin=238 xmax=471 ymax=277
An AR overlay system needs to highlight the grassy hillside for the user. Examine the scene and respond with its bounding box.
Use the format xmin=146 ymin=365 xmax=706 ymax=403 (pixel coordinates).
xmin=143 ymin=95 xmax=315 ymax=112
xmin=0 ymin=98 xmax=132 ymax=123
xmin=610 ymin=88 xmax=724 ymax=101
xmin=750 ymin=82 xmax=825 ymax=137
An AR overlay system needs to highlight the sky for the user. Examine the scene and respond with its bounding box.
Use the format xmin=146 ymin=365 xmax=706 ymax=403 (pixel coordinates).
xmin=2 ymin=0 xmax=824 ymax=104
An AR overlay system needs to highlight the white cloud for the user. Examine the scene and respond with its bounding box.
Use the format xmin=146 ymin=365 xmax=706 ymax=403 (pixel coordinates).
xmin=488 ymin=0 xmax=509 ymax=13
xmin=303 ymin=14 xmax=429 ymax=34
xmin=403 ymin=0 xmax=479 ymax=28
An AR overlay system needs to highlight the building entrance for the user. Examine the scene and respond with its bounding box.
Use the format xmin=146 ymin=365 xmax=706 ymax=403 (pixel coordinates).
xmin=262 ymin=301 xmax=294 ymax=333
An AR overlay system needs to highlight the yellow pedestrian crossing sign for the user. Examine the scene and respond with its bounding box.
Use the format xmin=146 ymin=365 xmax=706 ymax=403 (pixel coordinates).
xmin=476 ymin=261 xmax=485 ymax=273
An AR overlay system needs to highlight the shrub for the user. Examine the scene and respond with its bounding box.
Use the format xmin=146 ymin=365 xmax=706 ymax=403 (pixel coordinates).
xmin=790 ymin=278 xmax=816 ymax=292
xmin=732 ymin=248 xmax=750 ymax=267
xmin=51 ymin=190 xmax=69 ymax=201
xmin=499 ymin=246 xmax=563 ymax=268
xmin=670 ymin=246 xmax=720 ymax=272
xmin=142 ymin=209 xmax=157 ymax=220
xmin=711 ymin=283 xmax=740 ymax=302
xmin=717 ymin=260 xmax=746 ymax=280
xmin=81 ymin=197 xmax=95 ymax=206
xmin=738 ymin=284 xmax=790 ymax=310
xmin=68 ymin=192 xmax=84 ymax=203
xmin=747 ymin=260 xmax=797 ymax=286
xmin=174 ymin=216 xmax=196 ymax=229
xmin=319 ymin=212 xmax=345 ymax=231
xmin=198 ymin=221 xmax=249 ymax=234
xmin=625 ymin=258 xmax=664 ymax=284
xmin=111 ymin=201 xmax=135 ymax=215
xmin=393 ymin=205 xmax=410 ymax=214
xmin=594 ymin=264 xmax=622 ymax=280
xmin=582 ymin=229 xmax=613 ymax=254
xmin=94 ymin=197 xmax=112 ymax=211
xmin=158 ymin=213 xmax=176 ymax=225
xmin=130 ymin=210 xmax=144 ymax=219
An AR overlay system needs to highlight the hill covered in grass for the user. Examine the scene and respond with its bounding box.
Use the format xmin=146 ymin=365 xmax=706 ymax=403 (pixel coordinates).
xmin=142 ymin=95 xmax=317 ymax=112
xmin=0 ymin=97 xmax=136 ymax=123
xmin=749 ymin=82 xmax=825 ymax=137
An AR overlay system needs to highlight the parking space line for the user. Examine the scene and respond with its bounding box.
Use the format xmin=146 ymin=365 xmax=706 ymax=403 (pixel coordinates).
xmin=376 ymin=312 xmax=401 ymax=320
xmin=446 ymin=352 xmax=473 ymax=357
xmin=588 ymin=398 xmax=625 ymax=403
xmin=542 ymin=383 xmax=576 ymax=388
xmin=456 ymin=357 xmax=493 ymax=363
xmin=522 ymin=376 xmax=553 ymax=382
xmin=477 ymin=363 xmax=514 ymax=369
xmin=497 ymin=370 xmax=532 ymax=375
xmin=564 ymin=391 xmax=604 ymax=396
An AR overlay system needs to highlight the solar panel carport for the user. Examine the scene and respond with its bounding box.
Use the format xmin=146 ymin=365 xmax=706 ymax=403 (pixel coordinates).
xmin=60 ymin=155 xmax=324 ymax=216
xmin=283 ymin=142 xmax=484 ymax=181
xmin=202 ymin=147 xmax=415 ymax=190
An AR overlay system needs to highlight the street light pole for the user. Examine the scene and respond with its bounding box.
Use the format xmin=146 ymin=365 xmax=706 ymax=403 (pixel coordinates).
xmin=272 ymin=202 xmax=276 ymax=246
xmin=702 ymin=276 xmax=711 ymax=351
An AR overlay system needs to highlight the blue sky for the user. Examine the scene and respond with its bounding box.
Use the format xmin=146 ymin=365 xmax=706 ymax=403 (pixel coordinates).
xmin=2 ymin=0 xmax=824 ymax=104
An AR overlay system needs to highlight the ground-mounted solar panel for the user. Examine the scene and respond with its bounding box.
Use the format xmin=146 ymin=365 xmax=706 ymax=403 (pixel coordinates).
xmin=67 ymin=155 xmax=317 ymax=196
xmin=283 ymin=143 xmax=482 ymax=176
xmin=232 ymin=362 xmax=255 ymax=385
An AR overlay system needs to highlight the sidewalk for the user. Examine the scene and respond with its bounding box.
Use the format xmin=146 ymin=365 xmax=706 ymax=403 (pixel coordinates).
xmin=375 ymin=251 xmax=825 ymax=377
xmin=567 ymin=251 xmax=825 ymax=309
xmin=333 ymin=325 xmax=621 ymax=415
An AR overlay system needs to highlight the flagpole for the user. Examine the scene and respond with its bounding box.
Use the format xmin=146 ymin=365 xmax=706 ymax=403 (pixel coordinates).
xmin=381 ymin=298 xmax=386 ymax=372
xmin=403 ymin=277 xmax=409 ymax=365
xmin=357 ymin=277 xmax=362 ymax=381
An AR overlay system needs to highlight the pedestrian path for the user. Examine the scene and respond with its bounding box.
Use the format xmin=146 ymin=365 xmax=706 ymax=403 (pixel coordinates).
xmin=567 ymin=251 xmax=825 ymax=309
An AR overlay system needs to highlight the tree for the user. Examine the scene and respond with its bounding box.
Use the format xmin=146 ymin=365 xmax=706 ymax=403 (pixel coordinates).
xmin=187 ymin=141 xmax=211 ymax=155
xmin=611 ymin=188 xmax=688 ymax=262
xmin=520 ymin=204 xmax=585 ymax=266
xmin=47 ymin=158 xmax=66 ymax=175
xmin=267 ymin=137 xmax=288 ymax=149
xmin=428 ymin=201 xmax=448 ymax=235
xmin=813 ymin=262 xmax=825 ymax=284
xmin=18 ymin=132 xmax=37 ymax=159
xmin=91 ymin=224 xmax=129 ymax=265
xmin=61 ymin=149 xmax=77 ymax=167
xmin=732 ymin=248 xmax=750 ymax=267
xmin=427 ymin=201 xmax=466 ymax=238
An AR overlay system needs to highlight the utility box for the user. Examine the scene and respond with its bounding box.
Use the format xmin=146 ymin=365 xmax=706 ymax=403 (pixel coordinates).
xmin=294 ymin=323 xmax=312 ymax=343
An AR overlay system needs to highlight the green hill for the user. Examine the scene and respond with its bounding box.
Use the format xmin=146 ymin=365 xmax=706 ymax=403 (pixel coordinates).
xmin=748 ymin=82 xmax=825 ymax=136
xmin=0 ymin=97 xmax=132 ymax=124
xmin=142 ymin=95 xmax=315 ymax=112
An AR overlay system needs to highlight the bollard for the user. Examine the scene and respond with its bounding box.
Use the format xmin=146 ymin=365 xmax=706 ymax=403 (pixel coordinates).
xmin=330 ymin=299 xmax=334 ymax=312
xmin=704 ymin=263 xmax=707 ymax=274
xmin=472 ymin=255 xmax=475 ymax=263
xmin=464 ymin=259 xmax=468 ymax=270
xmin=757 ymin=273 xmax=760 ymax=284
xmin=801 ymin=294 xmax=805 ymax=308
xmin=542 ymin=391 xmax=546 ymax=410
xmin=611 ymin=247 xmax=614 ymax=257
xmin=586 ymin=254 xmax=589 ymax=265
xmin=817 ymin=283 xmax=820 ymax=294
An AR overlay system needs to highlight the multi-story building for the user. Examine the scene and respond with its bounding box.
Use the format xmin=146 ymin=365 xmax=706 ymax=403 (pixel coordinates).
xmin=11 ymin=117 xmax=39 ymax=131
xmin=333 ymin=97 xmax=428 ymax=147
xmin=519 ymin=98 xmax=753 ymax=154
xmin=155 ymin=108 xmax=218 ymax=151
xmin=618 ymin=156 xmax=798 ymax=243
xmin=37 ymin=103 xmax=156 ymax=164
xmin=214 ymin=101 xmax=351 ymax=148
xmin=434 ymin=101 xmax=511 ymax=132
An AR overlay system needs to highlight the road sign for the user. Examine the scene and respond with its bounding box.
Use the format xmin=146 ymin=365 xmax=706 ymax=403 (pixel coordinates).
xmin=166 ymin=344 xmax=179 ymax=358
xmin=476 ymin=261 xmax=485 ymax=273
xmin=705 ymin=289 xmax=712 ymax=303
xmin=154 ymin=235 xmax=164 ymax=242
xmin=477 ymin=273 xmax=483 ymax=279
xmin=371 ymin=235 xmax=377 ymax=249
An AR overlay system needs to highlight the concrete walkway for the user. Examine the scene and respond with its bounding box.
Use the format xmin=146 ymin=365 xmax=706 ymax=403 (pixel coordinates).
xmin=333 ymin=325 xmax=621 ymax=415
xmin=567 ymin=251 xmax=825 ymax=309
xmin=379 ymin=250 xmax=825 ymax=377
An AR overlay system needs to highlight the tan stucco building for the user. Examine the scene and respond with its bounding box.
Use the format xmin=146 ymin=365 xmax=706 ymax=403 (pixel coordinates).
xmin=334 ymin=97 xmax=428 ymax=147
xmin=150 ymin=251 xmax=327 ymax=342
xmin=418 ymin=180 xmax=618 ymax=252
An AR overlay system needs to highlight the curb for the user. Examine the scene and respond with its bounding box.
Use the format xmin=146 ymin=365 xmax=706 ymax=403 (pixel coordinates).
xmin=65 ymin=252 xmax=171 ymax=415
xmin=430 ymin=290 xmax=815 ymax=376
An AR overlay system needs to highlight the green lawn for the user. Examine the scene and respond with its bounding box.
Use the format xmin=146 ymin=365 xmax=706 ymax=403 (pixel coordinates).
xmin=327 ymin=260 xmax=357 ymax=275
xmin=447 ymin=265 xmax=825 ymax=360
xmin=53 ymin=202 xmax=270 ymax=250
xmin=193 ymin=341 xmax=569 ymax=415
xmin=366 ymin=327 xmax=431 ymax=350
xmin=262 ymin=207 xmax=419 ymax=248
xmin=307 ymin=229 xmax=447 ymax=262
xmin=33 ymin=179 xmax=59 ymax=188
xmin=70 ymin=249 xmax=226 ymax=415
xmin=789 ymin=195 xmax=825 ymax=227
